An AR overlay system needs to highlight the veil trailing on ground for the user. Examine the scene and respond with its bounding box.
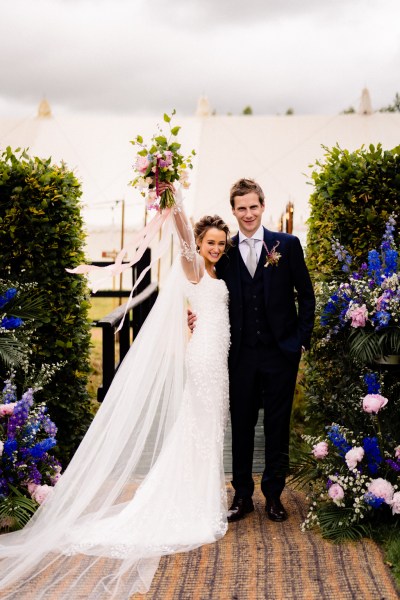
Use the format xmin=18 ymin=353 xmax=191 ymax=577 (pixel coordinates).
xmin=0 ymin=196 xmax=207 ymax=598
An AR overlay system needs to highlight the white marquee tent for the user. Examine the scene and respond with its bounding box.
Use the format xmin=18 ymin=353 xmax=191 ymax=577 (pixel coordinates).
xmin=1 ymin=92 xmax=400 ymax=266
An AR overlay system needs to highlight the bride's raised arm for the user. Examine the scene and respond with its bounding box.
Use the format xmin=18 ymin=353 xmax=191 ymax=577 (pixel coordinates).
xmin=170 ymin=189 xmax=205 ymax=284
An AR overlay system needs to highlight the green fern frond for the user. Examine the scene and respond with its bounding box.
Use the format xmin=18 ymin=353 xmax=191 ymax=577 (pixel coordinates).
xmin=0 ymin=486 xmax=38 ymax=532
xmin=317 ymin=504 xmax=371 ymax=542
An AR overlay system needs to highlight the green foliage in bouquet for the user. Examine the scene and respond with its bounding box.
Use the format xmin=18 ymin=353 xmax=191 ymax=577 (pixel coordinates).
xmin=130 ymin=110 xmax=196 ymax=210
xmin=0 ymin=147 xmax=92 ymax=463
xmin=306 ymin=144 xmax=400 ymax=282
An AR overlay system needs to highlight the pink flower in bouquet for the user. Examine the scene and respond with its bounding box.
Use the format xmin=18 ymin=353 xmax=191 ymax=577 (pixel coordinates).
xmin=390 ymin=491 xmax=400 ymax=515
xmin=32 ymin=484 xmax=54 ymax=505
xmin=0 ymin=402 xmax=16 ymax=416
xmin=158 ymin=151 xmax=173 ymax=168
xmin=328 ymin=483 xmax=344 ymax=503
xmin=312 ymin=441 xmax=329 ymax=459
xmin=135 ymin=156 xmax=150 ymax=174
xmin=345 ymin=446 xmax=364 ymax=469
xmin=395 ymin=446 xmax=400 ymax=459
xmin=362 ymin=393 xmax=388 ymax=414
xmin=367 ymin=478 xmax=394 ymax=504
xmin=346 ymin=304 xmax=368 ymax=327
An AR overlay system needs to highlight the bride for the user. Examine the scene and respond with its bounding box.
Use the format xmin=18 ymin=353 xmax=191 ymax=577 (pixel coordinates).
xmin=0 ymin=189 xmax=231 ymax=598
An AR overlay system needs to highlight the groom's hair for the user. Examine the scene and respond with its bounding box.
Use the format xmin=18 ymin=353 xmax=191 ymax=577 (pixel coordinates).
xmin=229 ymin=178 xmax=265 ymax=208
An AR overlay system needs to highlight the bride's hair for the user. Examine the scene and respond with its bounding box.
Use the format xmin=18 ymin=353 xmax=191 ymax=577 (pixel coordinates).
xmin=194 ymin=215 xmax=231 ymax=250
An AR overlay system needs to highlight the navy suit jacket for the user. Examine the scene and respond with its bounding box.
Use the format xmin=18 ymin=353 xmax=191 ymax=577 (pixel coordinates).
xmin=216 ymin=228 xmax=315 ymax=368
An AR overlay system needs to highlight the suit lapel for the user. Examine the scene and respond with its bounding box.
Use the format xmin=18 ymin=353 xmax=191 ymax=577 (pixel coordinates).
xmin=262 ymin=228 xmax=276 ymax=307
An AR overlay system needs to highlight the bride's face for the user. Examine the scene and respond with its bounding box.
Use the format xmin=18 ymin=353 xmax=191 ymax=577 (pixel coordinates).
xmin=198 ymin=228 xmax=227 ymax=265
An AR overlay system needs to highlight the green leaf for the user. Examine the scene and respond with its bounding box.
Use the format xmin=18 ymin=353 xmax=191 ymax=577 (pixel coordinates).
xmin=170 ymin=126 xmax=180 ymax=136
xmin=163 ymin=113 xmax=171 ymax=123
xmin=136 ymin=135 xmax=143 ymax=144
xmin=154 ymin=136 xmax=167 ymax=146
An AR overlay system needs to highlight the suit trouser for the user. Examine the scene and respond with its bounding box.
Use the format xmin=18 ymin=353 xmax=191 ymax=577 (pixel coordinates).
xmin=229 ymin=341 xmax=300 ymax=499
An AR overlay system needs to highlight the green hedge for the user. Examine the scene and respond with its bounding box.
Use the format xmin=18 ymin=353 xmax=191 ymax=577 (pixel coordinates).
xmin=0 ymin=147 xmax=92 ymax=463
xmin=307 ymin=144 xmax=400 ymax=282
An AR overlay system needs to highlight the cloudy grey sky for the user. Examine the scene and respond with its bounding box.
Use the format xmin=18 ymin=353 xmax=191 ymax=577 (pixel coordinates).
xmin=1 ymin=0 xmax=399 ymax=117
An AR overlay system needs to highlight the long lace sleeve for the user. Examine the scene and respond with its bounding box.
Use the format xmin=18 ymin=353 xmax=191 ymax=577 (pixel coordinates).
xmin=172 ymin=190 xmax=204 ymax=283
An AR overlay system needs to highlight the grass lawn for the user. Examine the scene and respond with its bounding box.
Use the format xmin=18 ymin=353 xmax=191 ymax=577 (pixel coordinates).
xmin=87 ymin=296 xmax=123 ymax=404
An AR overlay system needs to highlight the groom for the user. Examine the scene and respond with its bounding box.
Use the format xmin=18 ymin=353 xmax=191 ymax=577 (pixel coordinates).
xmin=196 ymin=178 xmax=315 ymax=522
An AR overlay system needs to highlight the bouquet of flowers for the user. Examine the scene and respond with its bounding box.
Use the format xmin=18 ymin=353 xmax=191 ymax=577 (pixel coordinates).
xmin=130 ymin=110 xmax=196 ymax=211
xmin=320 ymin=215 xmax=400 ymax=363
xmin=0 ymin=376 xmax=61 ymax=530
xmin=292 ymin=372 xmax=399 ymax=541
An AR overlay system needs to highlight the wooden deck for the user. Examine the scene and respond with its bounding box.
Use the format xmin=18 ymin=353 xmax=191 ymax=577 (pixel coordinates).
xmin=223 ymin=409 xmax=265 ymax=474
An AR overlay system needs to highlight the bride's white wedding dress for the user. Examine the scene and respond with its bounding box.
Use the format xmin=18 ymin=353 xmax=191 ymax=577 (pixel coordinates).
xmin=0 ymin=206 xmax=230 ymax=599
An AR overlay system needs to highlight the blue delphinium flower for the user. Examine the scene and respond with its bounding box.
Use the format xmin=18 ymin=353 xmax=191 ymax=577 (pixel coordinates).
xmin=2 ymin=379 xmax=17 ymax=404
xmin=381 ymin=214 xmax=396 ymax=250
xmin=372 ymin=311 xmax=391 ymax=329
xmin=327 ymin=425 xmax=352 ymax=457
xmin=43 ymin=417 xmax=58 ymax=437
xmin=383 ymin=249 xmax=398 ymax=277
xmin=29 ymin=438 xmax=57 ymax=459
xmin=363 ymin=436 xmax=383 ymax=475
xmin=0 ymin=288 xmax=17 ymax=310
xmin=4 ymin=439 xmax=18 ymax=457
xmin=363 ymin=492 xmax=385 ymax=508
xmin=364 ymin=372 xmax=380 ymax=394
xmin=368 ymin=250 xmax=382 ymax=283
xmin=0 ymin=316 xmax=23 ymax=330
xmin=331 ymin=238 xmax=352 ymax=272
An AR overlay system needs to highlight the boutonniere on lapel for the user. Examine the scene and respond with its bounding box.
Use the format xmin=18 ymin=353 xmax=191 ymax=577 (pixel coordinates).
xmin=263 ymin=240 xmax=281 ymax=268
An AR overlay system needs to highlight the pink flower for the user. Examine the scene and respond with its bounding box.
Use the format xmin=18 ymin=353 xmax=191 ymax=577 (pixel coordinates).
xmin=328 ymin=483 xmax=344 ymax=503
xmin=312 ymin=441 xmax=329 ymax=459
xmin=347 ymin=304 xmax=368 ymax=327
xmin=0 ymin=403 xmax=16 ymax=416
xmin=32 ymin=484 xmax=53 ymax=505
xmin=345 ymin=446 xmax=364 ymax=469
xmin=395 ymin=446 xmax=400 ymax=459
xmin=362 ymin=393 xmax=388 ymax=414
xmin=367 ymin=478 xmax=394 ymax=504
xmin=135 ymin=156 xmax=150 ymax=174
xmin=27 ymin=482 xmax=38 ymax=495
xmin=158 ymin=151 xmax=173 ymax=168
xmin=390 ymin=491 xmax=400 ymax=515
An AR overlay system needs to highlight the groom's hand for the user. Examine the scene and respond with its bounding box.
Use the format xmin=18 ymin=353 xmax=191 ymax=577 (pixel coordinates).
xmin=187 ymin=309 xmax=196 ymax=332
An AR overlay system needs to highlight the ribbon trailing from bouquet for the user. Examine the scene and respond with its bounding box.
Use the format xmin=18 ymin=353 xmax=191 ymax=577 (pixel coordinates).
xmin=67 ymin=207 xmax=173 ymax=331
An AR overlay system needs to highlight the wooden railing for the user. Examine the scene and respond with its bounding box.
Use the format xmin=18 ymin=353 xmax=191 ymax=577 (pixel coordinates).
xmin=91 ymin=249 xmax=158 ymax=401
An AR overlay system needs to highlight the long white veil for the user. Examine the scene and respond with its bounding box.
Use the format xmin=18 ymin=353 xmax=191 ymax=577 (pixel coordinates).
xmin=0 ymin=205 xmax=211 ymax=598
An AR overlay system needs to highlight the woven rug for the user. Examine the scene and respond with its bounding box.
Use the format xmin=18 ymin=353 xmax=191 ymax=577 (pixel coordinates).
xmin=132 ymin=483 xmax=399 ymax=600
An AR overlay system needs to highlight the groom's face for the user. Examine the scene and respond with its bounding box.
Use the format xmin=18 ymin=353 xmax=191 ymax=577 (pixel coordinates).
xmin=231 ymin=192 xmax=265 ymax=237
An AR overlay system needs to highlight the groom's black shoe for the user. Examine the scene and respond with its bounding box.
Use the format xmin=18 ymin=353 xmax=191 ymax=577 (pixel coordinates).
xmin=227 ymin=496 xmax=254 ymax=522
xmin=265 ymin=496 xmax=288 ymax=522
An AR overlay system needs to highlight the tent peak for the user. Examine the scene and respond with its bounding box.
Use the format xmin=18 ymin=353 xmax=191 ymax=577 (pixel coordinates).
xmin=358 ymin=88 xmax=373 ymax=115
xmin=38 ymin=98 xmax=52 ymax=118
xmin=195 ymin=96 xmax=211 ymax=117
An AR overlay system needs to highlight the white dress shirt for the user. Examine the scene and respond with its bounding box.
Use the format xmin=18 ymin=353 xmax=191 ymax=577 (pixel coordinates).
xmin=238 ymin=224 xmax=264 ymax=266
